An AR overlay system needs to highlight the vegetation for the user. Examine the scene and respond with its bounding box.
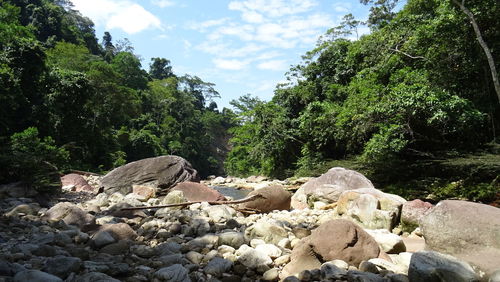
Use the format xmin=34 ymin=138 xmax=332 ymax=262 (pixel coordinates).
xmin=225 ymin=0 xmax=500 ymax=202
xmin=0 ymin=0 xmax=235 ymax=192
xmin=0 ymin=0 xmax=498 ymax=202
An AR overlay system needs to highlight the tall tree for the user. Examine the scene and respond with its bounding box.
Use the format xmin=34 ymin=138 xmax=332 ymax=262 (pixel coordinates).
xmin=450 ymin=0 xmax=500 ymax=105
xmin=149 ymin=57 xmax=174 ymax=80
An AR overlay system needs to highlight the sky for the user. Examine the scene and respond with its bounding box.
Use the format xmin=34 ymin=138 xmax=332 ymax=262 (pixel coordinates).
xmin=70 ymin=0 xmax=373 ymax=109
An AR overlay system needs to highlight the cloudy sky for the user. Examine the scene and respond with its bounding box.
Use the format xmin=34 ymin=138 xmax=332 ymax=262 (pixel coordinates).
xmin=71 ymin=0 xmax=372 ymax=109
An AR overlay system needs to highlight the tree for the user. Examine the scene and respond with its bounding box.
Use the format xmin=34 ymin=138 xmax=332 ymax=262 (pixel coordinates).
xmin=450 ymin=0 xmax=500 ymax=105
xmin=149 ymin=57 xmax=174 ymax=80
xmin=102 ymin=31 xmax=115 ymax=62
xmin=360 ymin=0 xmax=399 ymax=29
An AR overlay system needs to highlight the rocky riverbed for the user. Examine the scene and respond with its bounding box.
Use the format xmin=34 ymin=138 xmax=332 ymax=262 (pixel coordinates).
xmin=0 ymin=157 xmax=499 ymax=282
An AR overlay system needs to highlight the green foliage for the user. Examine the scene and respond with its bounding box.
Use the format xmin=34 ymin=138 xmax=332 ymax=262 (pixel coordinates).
xmin=8 ymin=127 xmax=69 ymax=192
xmin=226 ymin=0 xmax=500 ymax=205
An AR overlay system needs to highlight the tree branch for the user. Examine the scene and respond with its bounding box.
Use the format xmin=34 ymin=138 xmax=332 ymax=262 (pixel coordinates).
xmin=120 ymin=194 xmax=264 ymax=211
xmin=389 ymin=46 xmax=426 ymax=60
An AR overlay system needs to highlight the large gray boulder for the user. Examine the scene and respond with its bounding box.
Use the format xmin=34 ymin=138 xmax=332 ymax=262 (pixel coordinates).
xmin=291 ymin=167 xmax=374 ymax=209
xmin=408 ymin=251 xmax=479 ymax=282
xmin=420 ymin=200 xmax=500 ymax=277
xmin=100 ymin=155 xmax=199 ymax=195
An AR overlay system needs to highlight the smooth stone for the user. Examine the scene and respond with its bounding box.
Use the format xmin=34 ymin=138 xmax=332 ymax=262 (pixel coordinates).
xmin=14 ymin=270 xmax=63 ymax=282
xmin=204 ymin=257 xmax=233 ymax=277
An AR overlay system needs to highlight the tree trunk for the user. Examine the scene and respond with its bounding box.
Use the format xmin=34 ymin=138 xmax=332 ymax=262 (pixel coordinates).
xmin=452 ymin=0 xmax=500 ymax=104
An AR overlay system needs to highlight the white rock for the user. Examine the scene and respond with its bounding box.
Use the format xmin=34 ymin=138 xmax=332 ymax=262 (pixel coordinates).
xmin=185 ymin=251 xmax=203 ymax=265
xmin=255 ymin=244 xmax=282 ymax=259
xmin=274 ymin=254 xmax=291 ymax=265
xmin=108 ymin=192 xmax=125 ymax=203
xmin=365 ymin=229 xmax=406 ymax=254
xmin=250 ymin=239 xmax=266 ymax=248
xmin=263 ymin=268 xmax=279 ymax=281
xmin=328 ymin=259 xmax=349 ymax=270
xmin=206 ymin=205 xmax=235 ymax=222
xmin=238 ymin=248 xmax=272 ymax=268
xmin=369 ymin=258 xmax=408 ymax=274
xmin=219 ymin=231 xmax=246 ymax=248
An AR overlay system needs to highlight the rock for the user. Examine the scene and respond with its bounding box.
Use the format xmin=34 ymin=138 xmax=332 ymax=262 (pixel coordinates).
xmin=98 ymin=223 xmax=137 ymax=241
xmin=132 ymin=185 xmax=156 ymax=201
xmin=238 ymin=248 xmax=273 ymax=268
xmin=206 ymin=205 xmax=236 ymax=222
xmin=401 ymin=236 xmax=425 ymax=253
xmin=154 ymin=264 xmax=191 ymax=282
xmin=100 ymin=240 xmax=131 ymax=255
xmin=100 ymin=155 xmax=199 ymax=195
xmin=219 ymin=231 xmax=246 ymax=248
xmin=346 ymin=270 xmax=385 ymax=282
xmin=336 ymin=188 xmax=405 ymax=230
xmin=368 ymin=258 xmax=408 ymax=275
xmin=42 ymin=202 xmax=95 ymax=228
xmin=186 ymin=251 xmax=204 ymax=265
xmin=320 ymin=262 xmax=348 ymax=280
xmin=5 ymin=203 xmax=39 ymax=217
xmin=61 ymin=173 xmax=98 ymax=194
xmin=490 ymin=270 xmax=500 ymax=282
xmin=359 ymin=261 xmax=379 ymax=274
xmin=131 ymin=245 xmax=157 ymax=258
xmin=262 ymin=268 xmax=279 ymax=281
xmin=255 ymin=244 xmax=282 ymax=259
xmin=204 ymin=257 xmax=233 ymax=277
xmin=420 ymin=200 xmax=500 ymax=276
xmin=43 ymin=256 xmax=82 ymax=279
xmin=171 ymin=182 xmax=226 ymax=202
xmin=14 ymin=270 xmax=63 ymax=282
xmin=156 ymin=191 xmax=187 ymax=214
xmin=92 ymin=231 xmax=116 ymax=248
xmin=74 ymin=272 xmax=121 ymax=282
xmin=245 ymin=219 xmax=288 ymax=244
xmin=400 ymin=199 xmax=433 ymax=231
xmin=281 ymin=219 xmax=380 ymax=279
xmin=365 ymin=229 xmax=406 ymax=254
xmin=184 ymin=234 xmax=219 ymax=252
xmin=408 ymin=251 xmax=480 ymax=282
xmin=238 ymin=186 xmax=291 ymax=213
xmin=309 ymin=219 xmax=380 ymax=265
xmin=291 ymin=167 xmax=374 ymax=209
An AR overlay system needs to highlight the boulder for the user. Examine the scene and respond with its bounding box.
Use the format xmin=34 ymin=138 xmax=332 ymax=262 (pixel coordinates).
xmin=238 ymin=185 xmax=291 ymax=213
xmin=420 ymin=200 xmax=500 ymax=276
xmin=43 ymin=256 xmax=82 ymax=279
xmin=336 ymin=188 xmax=405 ymax=230
xmin=42 ymin=202 xmax=95 ymax=228
xmin=100 ymin=155 xmax=199 ymax=195
xmin=408 ymin=251 xmax=479 ymax=282
xmin=171 ymin=181 xmax=226 ymax=202
xmin=61 ymin=174 xmax=98 ymax=194
xmin=281 ymin=219 xmax=380 ymax=279
xmin=401 ymin=199 xmax=433 ymax=231
xmin=291 ymin=167 xmax=374 ymax=209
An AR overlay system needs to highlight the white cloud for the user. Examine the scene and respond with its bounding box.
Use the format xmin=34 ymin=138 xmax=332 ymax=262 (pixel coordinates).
xmin=188 ymin=18 xmax=230 ymax=32
xmin=72 ymin=0 xmax=162 ymax=34
xmin=257 ymin=59 xmax=288 ymax=71
xmin=228 ymin=0 xmax=317 ymax=18
xmin=151 ymin=0 xmax=175 ymax=8
xmin=213 ymin=58 xmax=250 ymax=70
xmin=334 ymin=6 xmax=349 ymax=13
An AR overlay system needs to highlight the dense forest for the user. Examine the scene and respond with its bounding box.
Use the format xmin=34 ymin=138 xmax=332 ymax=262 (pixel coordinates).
xmin=0 ymin=0 xmax=236 ymax=191
xmin=0 ymin=0 xmax=499 ymax=201
xmin=224 ymin=0 xmax=500 ymax=201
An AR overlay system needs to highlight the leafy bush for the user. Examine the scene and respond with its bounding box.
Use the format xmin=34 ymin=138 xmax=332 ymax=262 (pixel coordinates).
xmin=7 ymin=127 xmax=69 ymax=193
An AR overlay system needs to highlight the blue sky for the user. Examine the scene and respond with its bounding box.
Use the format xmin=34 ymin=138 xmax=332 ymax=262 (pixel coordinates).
xmin=71 ymin=0 xmax=372 ymax=109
